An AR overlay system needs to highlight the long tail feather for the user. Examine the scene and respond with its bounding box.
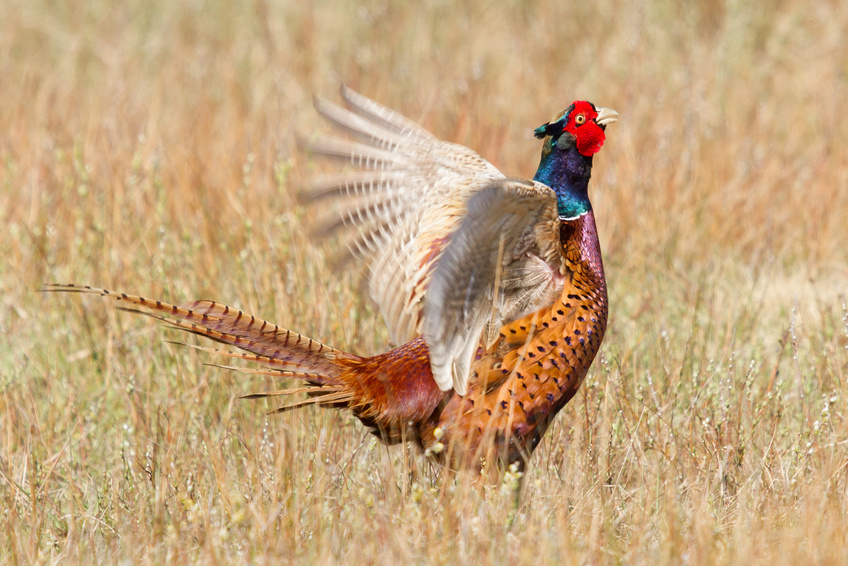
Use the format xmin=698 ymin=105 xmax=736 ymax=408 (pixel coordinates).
xmin=203 ymin=363 xmax=323 ymax=380
xmin=43 ymin=283 xmax=345 ymax=379
xmin=240 ymin=386 xmax=342 ymax=399
xmin=46 ymin=283 xmax=447 ymax=443
xmin=266 ymin=390 xmax=356 ymax=414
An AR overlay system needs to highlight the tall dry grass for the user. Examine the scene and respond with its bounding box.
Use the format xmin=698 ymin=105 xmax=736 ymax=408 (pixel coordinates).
xmin=1 ymin=0 xmax=847 ymax=563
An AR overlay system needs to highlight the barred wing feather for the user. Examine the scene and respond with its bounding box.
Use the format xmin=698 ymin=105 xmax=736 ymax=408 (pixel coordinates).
xmin=302 ymin=86 xmax=503 ymax=344
xmin=304 ymin=88 xmax=564 ymax=395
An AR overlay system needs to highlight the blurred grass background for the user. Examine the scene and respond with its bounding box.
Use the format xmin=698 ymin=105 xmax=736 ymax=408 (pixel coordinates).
xmin=2 ymin=0 xmax=848 ymax=563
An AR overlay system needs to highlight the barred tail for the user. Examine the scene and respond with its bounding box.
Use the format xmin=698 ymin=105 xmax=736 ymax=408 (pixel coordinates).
xmin=43 ymin=284 xmax=357 ymax=411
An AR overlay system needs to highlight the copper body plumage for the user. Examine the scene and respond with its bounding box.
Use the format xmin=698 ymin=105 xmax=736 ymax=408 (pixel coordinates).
xmin=49 ymin=87 xmax=617 ymax=470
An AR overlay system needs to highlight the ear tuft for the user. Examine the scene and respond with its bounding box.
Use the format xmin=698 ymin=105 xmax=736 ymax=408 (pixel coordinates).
xmin=534 ymin=120 xmax=564 ymax=140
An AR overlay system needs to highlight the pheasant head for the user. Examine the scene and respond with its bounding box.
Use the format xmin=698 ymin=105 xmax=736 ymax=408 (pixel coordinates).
xmin=533 ymin=101 xmax=619 ymax=219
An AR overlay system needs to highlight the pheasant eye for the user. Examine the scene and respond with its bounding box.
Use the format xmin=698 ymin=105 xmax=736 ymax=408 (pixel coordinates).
xmin=575 ymin=114 xmax=586 ymax=125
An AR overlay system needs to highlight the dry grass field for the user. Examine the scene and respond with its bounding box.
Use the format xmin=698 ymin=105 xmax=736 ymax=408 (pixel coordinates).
xmin=2 ymin=0 xmax=848 ymax=563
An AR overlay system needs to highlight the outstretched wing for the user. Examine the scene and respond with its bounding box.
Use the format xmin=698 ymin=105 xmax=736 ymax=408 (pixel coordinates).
xmin=422 ymin=179 xmax=563 ymax=395
xmin=302 ymin=86 xmax=504 ymax=344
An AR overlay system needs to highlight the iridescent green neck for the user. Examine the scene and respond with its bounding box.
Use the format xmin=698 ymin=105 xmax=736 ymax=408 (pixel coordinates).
xmin=533 ymin=138 xmax=593 ymax=219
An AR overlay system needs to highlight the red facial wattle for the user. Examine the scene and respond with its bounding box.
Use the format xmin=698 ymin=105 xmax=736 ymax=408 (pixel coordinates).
xmin=563 ymin=100 xmax=606 ymax=157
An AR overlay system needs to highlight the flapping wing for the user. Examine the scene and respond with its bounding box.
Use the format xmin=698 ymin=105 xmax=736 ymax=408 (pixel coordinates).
xmin=423 ymin=179 xmax=563 ymax=395
xmin=302 ymin=86 xmax=504 ymax=344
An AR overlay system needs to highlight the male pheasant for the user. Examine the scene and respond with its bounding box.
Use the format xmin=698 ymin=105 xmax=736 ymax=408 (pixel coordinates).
xmin=48 ymin=87 xmax=618 ymax=470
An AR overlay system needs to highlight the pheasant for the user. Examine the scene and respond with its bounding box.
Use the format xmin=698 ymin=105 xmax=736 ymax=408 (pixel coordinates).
xmin=48 ymin=87 xmax=618 ymax=471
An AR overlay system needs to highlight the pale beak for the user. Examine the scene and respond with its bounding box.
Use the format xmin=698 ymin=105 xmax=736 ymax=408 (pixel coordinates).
xmin=595 ymin=107 xmax=620 ymax=126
